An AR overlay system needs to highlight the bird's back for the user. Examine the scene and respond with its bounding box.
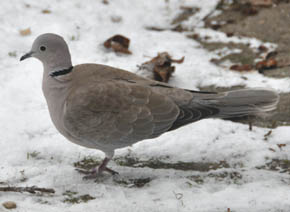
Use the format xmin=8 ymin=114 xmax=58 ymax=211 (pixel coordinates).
xmin=63 ymin=64 xmax=278 ymax=152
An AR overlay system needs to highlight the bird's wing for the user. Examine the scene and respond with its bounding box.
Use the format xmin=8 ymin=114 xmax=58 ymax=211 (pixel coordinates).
xmin=63 ymin=79 xmax=180 ymax=147
xmin=109 ymin=78 xmax=221 ymax=131
xmin=66 ymin=64 xmax=221 ymax=141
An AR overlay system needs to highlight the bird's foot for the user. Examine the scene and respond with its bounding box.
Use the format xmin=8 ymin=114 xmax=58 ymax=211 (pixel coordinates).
xmin=76 ymin=157 xmax=118 ymax=180
xmin=102 ymin=167 xmax=119 ymax=176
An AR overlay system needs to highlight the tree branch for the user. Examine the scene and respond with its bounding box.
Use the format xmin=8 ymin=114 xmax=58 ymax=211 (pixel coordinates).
xmin=0 ymin=186 xmax=55 ymax=194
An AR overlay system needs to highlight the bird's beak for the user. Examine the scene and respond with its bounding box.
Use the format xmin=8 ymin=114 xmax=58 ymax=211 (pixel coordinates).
xmin=20 ymin=51 xmax=34 ymax=61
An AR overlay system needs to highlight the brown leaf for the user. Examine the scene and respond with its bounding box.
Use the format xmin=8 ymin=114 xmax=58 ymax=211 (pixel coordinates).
xmin=230 ymin=64 xmax=253 ymax=72
xmin=268 ymin=148 xmax=276 ymax=152
xmin=227 ymin=19 xmax=235 ymax=24
xmin=265 ymin=51 xmax=278 ymax=60
xmin=42 ymin=9 xmax=51 ymax=14
xmin=258 ymin=45 xmax=268 ymax=52
xmin=145 ymin=26 xmax=166 ymax=31
xmin=226 ymin=32 xmax=234 ymax=37
xmin=170 ymin=56 xmax=184 ymax=64
xmin=204 ymin=35 xmax=211 ymax=40
xmin=187 ymin=33 xmax=200 ymax=40
xmin=154 ymin=66 xmax=175 ymax=82
xmin=139 ymin=52 xmax=185 ymax=82
xmin=264 ymin=130 xmax=272 ymax=137
xmin=277 ymin=144 xmax=286 ymax=150
xmin=104 ymin=35 xmax=131 ymax=54
xmin=255 ymin=58 xmax=277 ymax=71
xmin=19 ymin=28 xmax=31 ymax=36
xmin=264 ymin=130 xmax=272 ymax=141
xmin=210 ymin=58 xmax=219 ymax=65
xmin=211 ymin=24 xmax=222 ymax=30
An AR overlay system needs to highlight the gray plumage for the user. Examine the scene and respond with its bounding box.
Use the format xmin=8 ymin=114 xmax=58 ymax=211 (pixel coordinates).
xmin=20 ymin=33 xmax=279 ymax=175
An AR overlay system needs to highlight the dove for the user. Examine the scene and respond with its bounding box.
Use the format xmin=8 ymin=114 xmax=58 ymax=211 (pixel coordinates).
xmin=20 ymin=33 xmax=279 ymax=178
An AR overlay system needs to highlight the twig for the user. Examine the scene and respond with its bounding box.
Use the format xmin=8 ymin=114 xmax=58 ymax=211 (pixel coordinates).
xmin=0 ymin=186 xmax=55 ymax=194
xmin=249 ymin=120 xmax=253 ymax=131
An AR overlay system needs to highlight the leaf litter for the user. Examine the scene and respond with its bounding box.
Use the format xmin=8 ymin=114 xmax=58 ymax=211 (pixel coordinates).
xmin=138 ymin=52 xmax=184 ymax=82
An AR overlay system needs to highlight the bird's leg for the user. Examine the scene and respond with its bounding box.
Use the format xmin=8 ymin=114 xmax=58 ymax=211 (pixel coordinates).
xmin=98 ymin=157 xmax=119 ymax=175
xmin=78 ymin=157 xmax=118 ymax=179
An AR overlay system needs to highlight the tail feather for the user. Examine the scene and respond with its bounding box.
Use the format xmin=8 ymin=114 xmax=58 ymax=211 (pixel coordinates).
xmin=200 ymin=88 xmax=280 ymax=118
xmin=167 ymin=88 xmax=279 ymax=132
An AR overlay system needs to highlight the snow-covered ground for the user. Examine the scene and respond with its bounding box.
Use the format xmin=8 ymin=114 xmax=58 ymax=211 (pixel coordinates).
xmin=0 ymin=0 xmax=290 ymax=211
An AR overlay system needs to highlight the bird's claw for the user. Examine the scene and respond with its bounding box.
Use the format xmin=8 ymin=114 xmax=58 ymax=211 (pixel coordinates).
xmin=75 ymin=167 xmax=119 ymax=180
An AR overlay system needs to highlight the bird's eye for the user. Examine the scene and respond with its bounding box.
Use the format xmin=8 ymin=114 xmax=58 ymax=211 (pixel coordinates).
xmin=40 ymin=46 xmax=46 ymax=51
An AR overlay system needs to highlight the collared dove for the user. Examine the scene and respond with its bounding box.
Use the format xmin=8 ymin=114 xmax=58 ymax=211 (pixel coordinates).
xmin=20 ymin=33 xmax=279 ymax=178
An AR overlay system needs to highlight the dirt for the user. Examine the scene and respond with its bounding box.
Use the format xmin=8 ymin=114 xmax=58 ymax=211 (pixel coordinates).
xmin=178 ymin=1 xmax=290 ymax=127
xmin=114 ymin=156 xmax=230 ymax=171
xmin=63 ymin=191 xmax=95 ymax=204
xmin=256 ymin=158 xmax=290 ymax=174
xmin=74 ymin=156 xmax=230 ymax=172
xmin=204 ymin=1 xmax=290 ymax=76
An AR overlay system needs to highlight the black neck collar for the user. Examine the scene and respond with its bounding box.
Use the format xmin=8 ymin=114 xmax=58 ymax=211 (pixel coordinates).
xmin=49 ymin=66 xmax=73 ymax=77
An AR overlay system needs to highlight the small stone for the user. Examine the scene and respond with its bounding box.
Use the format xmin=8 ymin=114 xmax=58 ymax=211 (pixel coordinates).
xmin=19 ymin=28 xmax=31 ymax=36
xmin=2 ymin=201 xmax=17 ymax=209
xmin=111 ymin=15 xmax=122 ymax=23
xmin=42 ymin=9 xmax=51 ymax=14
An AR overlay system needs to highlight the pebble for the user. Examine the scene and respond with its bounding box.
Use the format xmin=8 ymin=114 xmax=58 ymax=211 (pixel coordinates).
xmin=2 ymin=201 xmax=17 ymax=209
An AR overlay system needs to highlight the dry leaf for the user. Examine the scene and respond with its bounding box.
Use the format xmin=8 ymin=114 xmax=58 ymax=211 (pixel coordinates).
xmin=265 ymin=130 xmax=272 ymax=137
xmin=139 ymin=52 xmax=184 ymax=82
xmin=191 ymin=33 xmax=200 ymax=40
xmin=19 ymin=28 xmax=31 ymax=36
xmin=264 ymin=130 xmax=272 ymax=141
xmin=277 ymin=144 xmax=286 ymax=150
xmin=210 ymin=24 xmax=222 ymax=30
xmin=42 ymin=9 xmax=51 ymax=14
xmin=258 ymin=45 xmax=268 ymax=52
xmin=226 ymin=32 xmax=234 ymax=37
xmin=265 ymin=51 xmax=278 ymax=60
xmin=227 ymin=19 xmax=235 ymax=24
xmin=255 ymin=58 xmax=277 ymax=71
xmin=104 ymin=35 xmax=131 ymax=54
xmin=230 ymin=64 xmax=253 ymax=72
xmin=268 ymin=148 xmax=276 ymax=152
xmin=204 ymin=35 xmax=211 ymax=40
xmin=210 ymin=58 xmax=219 ymax=64
xmin=145 ymin=26 xmax=166 ymax=31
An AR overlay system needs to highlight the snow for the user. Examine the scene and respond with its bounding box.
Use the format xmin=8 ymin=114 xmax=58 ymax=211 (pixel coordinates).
xmin=0 ymin=0 xmax=290 ymax=211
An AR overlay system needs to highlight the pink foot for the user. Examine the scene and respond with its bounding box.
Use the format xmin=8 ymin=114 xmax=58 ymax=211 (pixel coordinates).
xmin=76 ymin=157 xmax=118 ymax=179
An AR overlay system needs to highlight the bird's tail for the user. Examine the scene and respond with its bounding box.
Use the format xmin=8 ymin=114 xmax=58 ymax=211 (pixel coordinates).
xmin=198 ymin=88 xmax=280 ymax=118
